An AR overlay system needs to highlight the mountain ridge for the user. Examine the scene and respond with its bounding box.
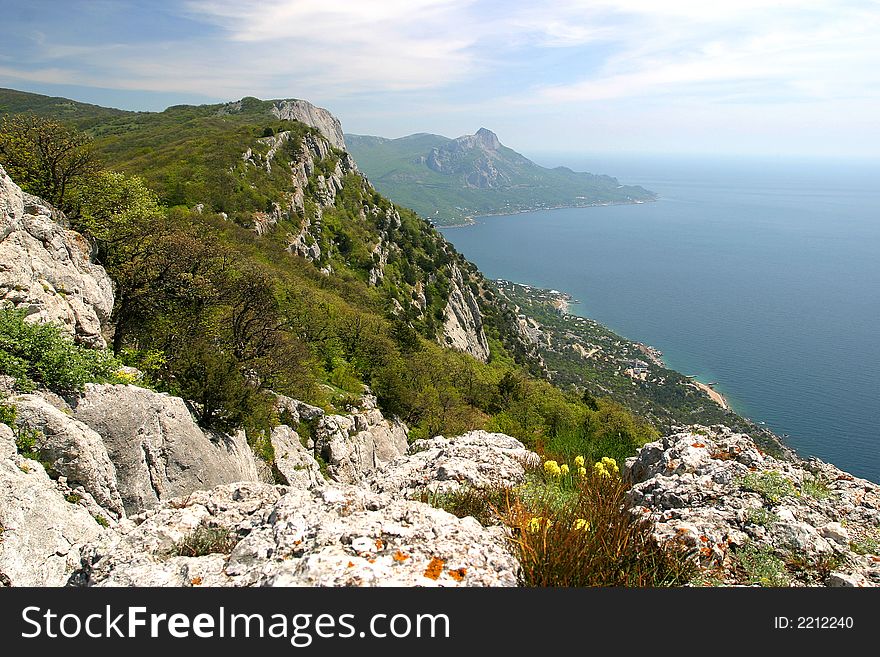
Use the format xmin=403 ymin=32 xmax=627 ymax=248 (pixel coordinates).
xmin=346 ymin=128 xmax=656 ymax=225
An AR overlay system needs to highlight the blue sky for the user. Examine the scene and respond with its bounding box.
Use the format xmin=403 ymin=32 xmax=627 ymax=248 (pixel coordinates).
xmin=1 ymin=0 xmax=879 ymax=157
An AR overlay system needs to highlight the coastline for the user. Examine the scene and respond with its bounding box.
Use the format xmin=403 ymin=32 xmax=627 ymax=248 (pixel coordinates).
xmin=435 ymin=196 xmax=658 ymax=228
xmin=690 ymin=379 xmax=730 ymax=411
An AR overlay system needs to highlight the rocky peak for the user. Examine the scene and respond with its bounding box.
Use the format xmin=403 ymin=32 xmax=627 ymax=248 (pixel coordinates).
xmin=474 ymin=127 xmax=500 ymax=151
xmin=270 ymin=99 xmax=346 ymax=151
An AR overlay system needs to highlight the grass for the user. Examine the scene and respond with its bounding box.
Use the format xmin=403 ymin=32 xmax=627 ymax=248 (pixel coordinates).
xmin=785 ymin=551 xmax=845 ymax=584
xmin=850 ymin=533 xmax=880 ymax=556
xmin=508 ymin=468 xmax=695 ymax=587
xmin=421 ymin=485 xmax=513 ymax=527
xmin=172 ymin=523 xmax=239 ymax=557
xmin=802 ymin=478 xmax=833 ymax=500
xmin=733 ymin=544 xmax=790 ymax=587
xmin=737 ymin=471 xmax=798 ymax=504
xmin=745 ymin=507 xmax=777 ymax=527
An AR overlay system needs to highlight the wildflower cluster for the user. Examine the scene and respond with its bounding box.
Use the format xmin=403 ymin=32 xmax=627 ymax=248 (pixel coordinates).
xmin=593 ymin=457 xmax=620 ymax=478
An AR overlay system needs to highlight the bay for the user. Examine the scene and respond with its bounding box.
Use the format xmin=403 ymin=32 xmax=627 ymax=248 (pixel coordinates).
xmin=440 ymin=153 xmax=880 ymax=483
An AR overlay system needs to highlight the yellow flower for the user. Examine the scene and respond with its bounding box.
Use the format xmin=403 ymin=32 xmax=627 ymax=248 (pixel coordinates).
xmin=574 ymin=455 xmax=585 ymax=468
xmin=573 ymin=519 xmax=591 ymax=531
xmin=578 ymin=467 xmax=587 ymax=477
xmin=594 ymin=462 xmax=610 ymax=478
xmin=527 ymin=517 xmax=552 ymax=532
xmin=560 ymin=463 xmax=570 ymax=475
xmin=600 ymin=457 xmax=620 ymax=474
xmin=543 ymin=460 xmax=561 ymax=476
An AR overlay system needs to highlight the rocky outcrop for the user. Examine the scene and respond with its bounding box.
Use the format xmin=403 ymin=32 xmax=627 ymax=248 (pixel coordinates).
xmin=10 ymin=393 xmax=125 ymax=519
xmin=626 ymin=426 xmax=880 ymax=587
xmin=309 ymin=393 xmax=409 ymax=485
xmin=0 ymin=165 xmax=114 ymax=348
xmin=0 ymin=428 xmax=109 ymax=586
xmin=441 ymin=263 xmax=490 ymax=362
xmin=425 ymin=128 xmax=509 ymax=189
xmin=271 ymin=99 xmax=347 ymax=151
xmin=68 ymin=384 xmax=266 ymax=514
xmin=370 ymin=431 xmax=539 ymax=498
xmin=72 ymin=480 xmax=518 ymax=587
xmin=269 ymin=424 xmax=323 ymax=489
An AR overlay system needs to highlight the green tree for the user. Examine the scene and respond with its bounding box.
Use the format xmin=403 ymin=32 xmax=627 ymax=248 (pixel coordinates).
xmin=0 ymin=114 xmax=99 ymax=214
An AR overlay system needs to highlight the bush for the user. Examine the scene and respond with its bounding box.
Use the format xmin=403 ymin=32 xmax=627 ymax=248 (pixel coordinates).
xmin=0 ymin=307 xmax=122 ymax=392
xmin=507 ymin=468 xmax=695 ymax=587
xmin=172 ymin=523 xmax=239 ymax=557
xmin=0 ymin=404 xmax=16 ymax=427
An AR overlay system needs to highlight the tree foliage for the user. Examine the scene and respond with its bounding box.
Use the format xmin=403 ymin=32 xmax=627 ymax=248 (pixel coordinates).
xmin=0 ymin=114 xmax=99 ymax=214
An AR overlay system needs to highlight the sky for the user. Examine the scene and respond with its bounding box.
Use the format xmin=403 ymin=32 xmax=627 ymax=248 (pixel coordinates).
xmin=1 ymin=0 xmax=879 ymax=157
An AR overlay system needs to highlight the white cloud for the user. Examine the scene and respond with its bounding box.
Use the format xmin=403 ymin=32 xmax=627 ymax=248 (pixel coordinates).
xmin=516 ymin=0 xmax=880 ymax=104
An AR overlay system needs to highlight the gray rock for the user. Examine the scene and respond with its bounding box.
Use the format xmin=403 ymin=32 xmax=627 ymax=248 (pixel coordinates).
xmin=441 ymin=263 xmax=490 ymax=362
xmin=313 ymin=393 xmax=408 ymax=484
xmin=0 ymin=422 xmax=14 ymax=460
xmin=0 ymin=165 xmax=114 ymax=348
xmin=270 ymin=425 xmax=323 ymax=488
xmin=271 ymin=99 xmax=347 ymax=151
xmin=370 ymin=430 xmax=539 ymax=498
xmin=74 ymin=482 xmax=518 ymax=587
xmin=626 ymin=425 xmax=880 ymax=586
xmin=10 ymin=393 xmax=125 ymax=518
xmin=69 ymin=384 xmax=265 ymax=513
xmin=827 ymin=572 xmax=871 ymax=587
xmin=0 ymin=454 xmax=107 ymax=586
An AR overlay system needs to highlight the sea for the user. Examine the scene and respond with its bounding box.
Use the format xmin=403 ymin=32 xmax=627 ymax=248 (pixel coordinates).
xmin=439 ymin=153 xmax=880 ymax=483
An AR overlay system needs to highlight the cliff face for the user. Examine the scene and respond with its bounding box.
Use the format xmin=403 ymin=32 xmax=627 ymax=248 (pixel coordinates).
xmin=0 ymin=165 xmax=114 ymax=348
xmin=442 ymin=262 xmax=490 ymax=361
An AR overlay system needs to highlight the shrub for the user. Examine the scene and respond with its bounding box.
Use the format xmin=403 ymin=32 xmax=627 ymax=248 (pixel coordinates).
xmin=14 ymin=425 xmax=42 ymax=461
xmin=172 ymin=523 xmax=238 ymax=557
xmin=0 ymin=404 xmax=16 ymax=427
xmin=508 ymin=467 xmax=695 ymax=587
xmin=0 ymin=307 xmax=122 ymax=392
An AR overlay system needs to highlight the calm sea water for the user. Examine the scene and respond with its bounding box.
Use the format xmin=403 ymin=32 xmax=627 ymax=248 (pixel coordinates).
xmin=440 ymin=153 xmax=880 ymax=483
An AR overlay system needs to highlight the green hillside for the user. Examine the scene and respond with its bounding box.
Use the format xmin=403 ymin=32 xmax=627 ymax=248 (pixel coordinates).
xmin=346 ymin=129 xmax=656 ymax=225
xmin=0 ymin=88 xmax=658 ymax=462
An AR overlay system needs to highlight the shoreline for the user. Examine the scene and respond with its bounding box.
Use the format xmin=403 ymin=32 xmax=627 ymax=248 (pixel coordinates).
xmin=500 ymin=278 xmax=735 ymax=414
xmin=435 ymin=196 xmax=658 ymax=229
xmin=690 ymin=379 xmax=730 ymax=411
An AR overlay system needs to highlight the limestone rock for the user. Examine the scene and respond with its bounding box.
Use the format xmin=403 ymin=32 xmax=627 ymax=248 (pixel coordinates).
xmin=371 ymin=430 xmax=539 ymax=498
xmin=10 ymin=393 xmax=125 ymax=518
xmin=0 ymin=165 xmax=114 ymax=348
xmin=441 ymin=262 xmax=490 ymax=362
xmin=270 ymin=425 xmax=323 ymax=488
xmin=73 ymin=482 xmax=518 ymax=587
xmin=271 ymin=99 xmax=347 ymax=151
xmin=626 ymin=426 xmax=880 ymax=587
xmin=0 ymin=454 xmax=107 ymax=586
xmin=68 ymin=384 xmax=265 ymax=514
xmin=313 ymin=393 xmax=409 ymax=484
xmin=0 ymin=422 xmax=14 ymax=460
